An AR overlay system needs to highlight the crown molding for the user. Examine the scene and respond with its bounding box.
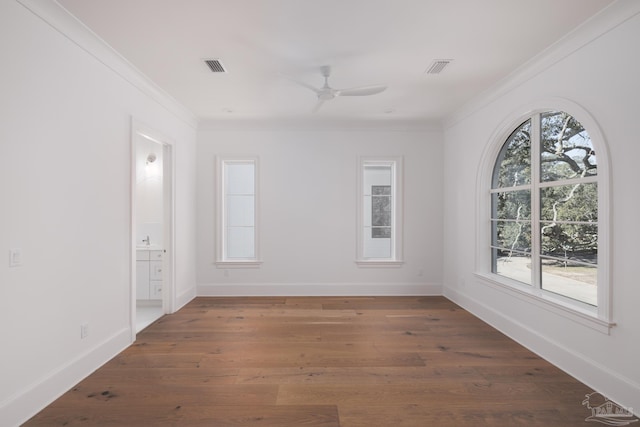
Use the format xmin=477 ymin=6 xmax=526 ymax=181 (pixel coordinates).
xmin=443 ymin=0 xmax=640 ymax=130
xmin=16 ymin=0 xmax=198 ymax=129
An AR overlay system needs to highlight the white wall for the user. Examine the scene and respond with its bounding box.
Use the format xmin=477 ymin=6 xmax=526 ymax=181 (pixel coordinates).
xmin=0 ymin=1 xmax=197 ymax=425
xmin=443 ymin=2 xmax=640 ymax=414
xmin=197 ymin=124 xmax=443 ymax=296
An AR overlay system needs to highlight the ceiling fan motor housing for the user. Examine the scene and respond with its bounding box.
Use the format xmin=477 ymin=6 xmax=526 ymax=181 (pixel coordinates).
xmin=318 ymin=90 xmax=337 ymax=100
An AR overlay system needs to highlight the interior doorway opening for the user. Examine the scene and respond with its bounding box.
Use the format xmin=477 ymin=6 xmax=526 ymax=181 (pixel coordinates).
xmin=131 ymin=120 xmax=174 ymax=336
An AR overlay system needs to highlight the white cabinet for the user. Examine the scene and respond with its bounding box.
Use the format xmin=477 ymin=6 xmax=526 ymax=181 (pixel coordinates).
xmin=150 ymin=282 xmax=163 ymax=299
xmin=136 ymin=260 xmax=150 ymax=299
xmin=136 ymin=249 xmax=163 ymax=300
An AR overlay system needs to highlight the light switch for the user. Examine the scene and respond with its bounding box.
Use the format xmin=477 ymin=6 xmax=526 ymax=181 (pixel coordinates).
xmin=9 ymin=249 xmax=22 ymax=267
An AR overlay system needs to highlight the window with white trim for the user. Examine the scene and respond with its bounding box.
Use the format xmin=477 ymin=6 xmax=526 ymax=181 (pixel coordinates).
xmin=490 ymin=110 xmax=605 ymax=311
xmin=356 ymin=157 xmax=403 ymax=266
xmin=216 ymin=156 xmax=260 ymax=265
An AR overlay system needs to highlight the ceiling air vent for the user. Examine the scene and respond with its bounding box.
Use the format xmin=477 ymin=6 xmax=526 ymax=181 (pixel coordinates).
xmin=425 ymin=59 xmax=452 ymax=75
xmin=204 ymin=59 xmax=226 ymax=73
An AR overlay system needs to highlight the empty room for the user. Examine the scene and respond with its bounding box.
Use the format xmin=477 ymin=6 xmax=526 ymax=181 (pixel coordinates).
xmin=2 ymin=1 xmax=639 ymax=426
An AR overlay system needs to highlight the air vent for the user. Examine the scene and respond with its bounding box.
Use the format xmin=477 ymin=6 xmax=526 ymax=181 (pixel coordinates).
xmin=204 ymin=59 xmax=226 ymax=73
xmin=425 ymin=59 xmax=452 ymax=75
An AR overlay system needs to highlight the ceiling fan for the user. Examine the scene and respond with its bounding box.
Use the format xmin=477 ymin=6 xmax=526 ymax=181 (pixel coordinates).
xmin=290 ymin=65 xmax=387 ymax=113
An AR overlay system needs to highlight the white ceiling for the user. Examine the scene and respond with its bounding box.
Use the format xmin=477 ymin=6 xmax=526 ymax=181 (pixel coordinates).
xmin=58 ymin=0 xmax=614 ymax=123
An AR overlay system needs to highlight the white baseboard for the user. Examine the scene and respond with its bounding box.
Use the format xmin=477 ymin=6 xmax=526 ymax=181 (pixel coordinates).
xmin=175 ymin=287 xmax=196 ymax=312
xmin=444 ymin=286 xmax=640 ymax=417
xmin=197 ymin=282 xmax=442 ymax=297
xmin=1 ymin=327 xmax=131 ymax=427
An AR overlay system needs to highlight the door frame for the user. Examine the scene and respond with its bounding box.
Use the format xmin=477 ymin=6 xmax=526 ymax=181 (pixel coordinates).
xmin=130 ymin=118 xmax=176 ymax=341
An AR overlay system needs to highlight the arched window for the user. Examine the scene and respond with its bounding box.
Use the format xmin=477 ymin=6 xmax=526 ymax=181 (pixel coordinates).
xmin=482 ymin=106 xmax=611 ymax=328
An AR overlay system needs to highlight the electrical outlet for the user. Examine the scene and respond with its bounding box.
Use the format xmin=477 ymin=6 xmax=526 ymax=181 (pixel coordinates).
xmin=80 ymin=323 xmax=89 ymax=339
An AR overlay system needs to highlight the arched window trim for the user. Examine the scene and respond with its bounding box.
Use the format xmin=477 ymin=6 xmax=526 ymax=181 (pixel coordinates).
xmin=474 ymin=98 xmax=614 ymax=333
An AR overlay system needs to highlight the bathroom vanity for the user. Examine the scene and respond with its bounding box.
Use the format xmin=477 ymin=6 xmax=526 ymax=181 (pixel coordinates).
xmin=136 ymin=248 xmax=163 ymax=300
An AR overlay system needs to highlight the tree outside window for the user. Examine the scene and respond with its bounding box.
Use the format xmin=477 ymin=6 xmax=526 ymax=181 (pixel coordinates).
xmin=491 ymin=111 xmax=598 ymax=306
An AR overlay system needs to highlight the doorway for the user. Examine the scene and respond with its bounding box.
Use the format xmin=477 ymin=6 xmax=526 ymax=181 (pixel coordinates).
xmin=131 ymin=120 xmax=174 ymax=336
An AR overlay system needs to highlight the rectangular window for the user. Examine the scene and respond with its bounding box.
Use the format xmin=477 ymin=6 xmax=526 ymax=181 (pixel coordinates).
xmin=357 ymin=157 xmax=403 ymax=266
xmin=216 ymin=156 xmax=261 ymax=265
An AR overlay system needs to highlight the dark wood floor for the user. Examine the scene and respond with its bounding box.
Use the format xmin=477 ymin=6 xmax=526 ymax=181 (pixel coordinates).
xmin=25 ymin=296 xmax=599 ymax=426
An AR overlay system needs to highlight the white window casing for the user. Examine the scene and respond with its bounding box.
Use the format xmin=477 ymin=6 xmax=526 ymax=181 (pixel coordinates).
xmin=475 ymin=99 xmax=613 ymax=333
xmin=215 ymin=156 xmax=262 ymax=267
xmin=356 ymin=156 xmax=404 ymax=267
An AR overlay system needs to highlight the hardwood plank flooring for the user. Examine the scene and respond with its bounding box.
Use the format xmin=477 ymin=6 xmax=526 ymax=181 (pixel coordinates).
xmin=24 ymin=296 xmax=599 ymax=426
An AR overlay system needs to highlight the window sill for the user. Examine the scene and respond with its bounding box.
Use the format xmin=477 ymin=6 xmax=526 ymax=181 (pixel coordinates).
xmin=356 ymin=260 xmax=404 ymax=268
xmin=215 ymin=260 xmax=263 ymax=268
xmin=474 ymin=272 xmax=615 ymax=334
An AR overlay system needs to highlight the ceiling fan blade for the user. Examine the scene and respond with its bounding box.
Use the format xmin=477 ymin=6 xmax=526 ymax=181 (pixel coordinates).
xmin=336 ymin=85 xmax=387 ymax=96
xmin=312 ymin=99 xmax=325 ymax=113
xmin=280 ymin=73 xmax=321 ymax=94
